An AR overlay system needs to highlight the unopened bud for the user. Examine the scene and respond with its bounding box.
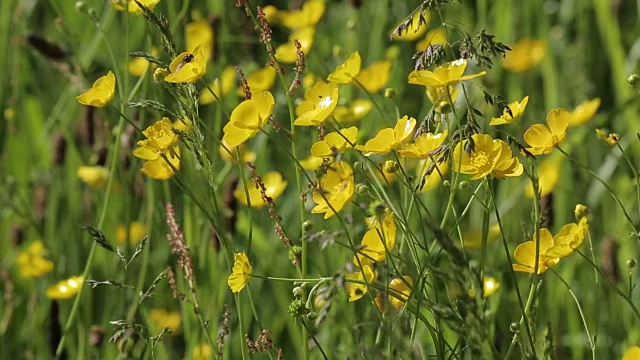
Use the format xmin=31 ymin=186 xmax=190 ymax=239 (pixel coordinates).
xmin=153 ymin=68 xmax=168 ymax=83
xmin=574 ymin=204 xmax=588 ymax=219
xmin=627 ymin=259 xmax=637 ymax=269
xmin=458 ymin=181 xmax=471 ymax=191
xmin=384 ymin=88 xmax=397 ymax=99
xmin=628 ymin=74 xmax=640 ymax=86
xmin=356 ymin=183 xmax=369 ymax=195
xmin=302 ymin=220 xmax=314 ymax=232
xmin=383 ymin=160 xmax=399 ymax=174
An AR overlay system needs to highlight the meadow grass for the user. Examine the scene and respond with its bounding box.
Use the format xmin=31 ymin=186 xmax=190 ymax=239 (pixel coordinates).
xmin=1 ymin=0 xmax=640 ymax=359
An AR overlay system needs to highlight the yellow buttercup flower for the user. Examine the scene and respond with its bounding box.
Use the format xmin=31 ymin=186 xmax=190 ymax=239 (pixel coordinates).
xmin=512 ymin=229 xmax=559 ymax=274
xmin=416 ymin=27 xmax=447 ymax=51
xmin=294 ymin=81 xmax=339 ymax=126
xmin=353 ymin=210 xmax=396 ymax=263
xmin=310 ymin=127 xmax=358 ymax=158
xmin=525 ymin=155 xmax=562 ymax=198
xmin=128 ymin=52 xmax=154 ymax=77
xmin=149 ymin=309 xmax=182 ymax=334
xmin=391 ymin=10 xmax=429 ymax=41
xmin=165 ymin=46 xmax=207 ymax=84
xmin=524 ymin=109 xmax=569 ymax=155
xmin=398 ymin=130 xmax=448 ymax=158
xmin=327 ymin=51 xmax=361 ymax=84
xmin=199 ymin=66 xmax=236 ymax=105
xmin=355 ymin=60 xmax=392 ymax=93
xmin=236 ymin=66 xmax=277 ymax=96
xmin=278 ymin=0 xmax=325 ymax=29
xmin=568 ymin=98 xmax=600 ymax=127
xmin=490 ymin=96 xmax=529 ymax=125
xmin=355 ymin=115 xmax=416 ymax=155
xmin=502 ymin=39 xmax=545 ymax=73
xmin=452 ymin=133 xmax=523 ymax=180
xmin=227 ymin=252 xmax=252 ymax=293
xmin=299 ymin=155 xmax=324 ymax=170
xmin=76 ymin=71 xmax=116 ymax=107
xmin=622 ymin=346 xmax=640 ymax=360
xmin=77 ymin=166 xmax=110 ymax=188
xmin=233 ymin=172 xmax=288 ymax=208
xmin=133 ymin=118 xmax=179 ymax=161
xmin=311 ymin=161 xmax=354 ymax=219
xmin=408 ymin=59 xmax=486 ymax=89
xmin=140 ymin=147 xmax=181 ymax=180
xmin=218 ymin=139 xmax=256 ymax=163
xmin=426 ymin=85 xmax=458 ymax=113
xmin=387 ymin=276 xmax=412 ymax=309
xmin=115 ymin=222 xmax=147 ymax=245
xmin=111 ymin=0 xmax=160 ymax=15
xmin=275 ymin=27 xmax=315 ymax=63
xmin=185 ymin=20 xmax=214 ymax=59
xmin=345 ymin=262 xmax=376 ymax=302
xmin=546 ymin=217 xmax=588 ymax=258
xmin=483 ymin=277 xmax=500 ymax=297
xmin=192 ymin=343 xmax=213 ymax=360
xmin=46 ymin=276 xmax=84 ymax=299
xmin=15 ymin=241 xmax=54 ymax=278
xmin=595 ymin=129 xmax=620 ymax=145
xmin=222 ymin=91 xmax=275 ymax=147
xmin=333 ymin=99 xmax=373 ymax=123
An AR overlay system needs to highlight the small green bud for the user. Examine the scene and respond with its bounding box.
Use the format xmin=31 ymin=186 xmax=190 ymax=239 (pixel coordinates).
xmin=458 ymin=181 xmax=470 ymax=191
xmin=510 ymin=322 xmax=520 ymax=333
xmin=75 ymin=1 xmax=87 ymax=12
xmin=356 ymin=183 xmax=369 ymax=195
xmin=306 ymin=312 xmax=318 ymax=321
xmin=438 ymin=101 xmax=453 ymax=113
xmin=302 ymin=220 xmax=314 ymax=232
xmin=153 ymin=68 xmax=168 ymax=83
xmin=442 ymin=180 xmax=451 ymax=188
xmin=627 ymin=259 xmax=637 ymax=269
xmin=628 ymin=74 xmax=640 ymax=86
xmin=574 ymin=204 xmax=588 ymax=219
xmin=87 ymin=8 xmax=97 ymax=18
xmin=293 ymin=286 xmax=305 ymax=298
xmin=384 ymin=88 xmax=397 ymax=99
xmin=383 ymin=160 xmax=399 ymax=174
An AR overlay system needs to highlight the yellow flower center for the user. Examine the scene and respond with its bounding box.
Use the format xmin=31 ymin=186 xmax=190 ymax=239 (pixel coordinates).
xmin=471 ymin=151 xmax=490 ymax=170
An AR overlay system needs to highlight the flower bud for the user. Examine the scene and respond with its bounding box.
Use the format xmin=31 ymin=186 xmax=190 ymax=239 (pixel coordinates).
xmin=384 ymin=88 xmax=397 ymax=99
xmin=383 ymin=160 xmax=399 ymax=174
xmin=442 ymin=180 xmax=451 ymax=188
xmin=293 ymin=286 xmax=305 ymax=298
xmin=574 ymin=204 xmax=588 ymax=220
xmin=306 ymin=312 xmax=318 ymax=321
xmin=302 ymin=220 xmax=314 ymax=232
xmin=458 ymin=180 xmax=471 ymax=191
xmin=627 ymin=259 xmax=637 ymax=270
xmin=628 ymin=74 xmax=640 ymax=86
xmin=75 ymin=1 xmax=87 ymax=12
xmin=510 ymin=322 xmax=520 ymax=333
xmin=153 ymin=68 xmax=168 ymax=83
xmin=356 ymin=183 xmax=369 ymax=196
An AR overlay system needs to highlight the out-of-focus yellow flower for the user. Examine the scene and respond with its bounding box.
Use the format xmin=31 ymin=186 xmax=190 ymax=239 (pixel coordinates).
xmin=227 ymin=252 xmax=252 ymax=293
xmin=16 ymin=241 xmax=53 ymax=278
xmin=76 ymin=71 xmax=116 ymax=107
xmin=278 ymin=0 xmax=325 ymax=29
xmin=333 ymin=99 xmax=373 ymax=123
xmin=524 ymin=109 xmax=569 ymax=155
xmin=222 ymin=91 xmax=275 ymax=147
xmin=391 ymin=10 xmax=429 ymax=41
xmin=355 ymin=115 xmax=416 ymax=155
xmin=275 ymin=27 xmax=315 ymax=63
xmin=416 ymin=27 xmax=447 ymax=51
xmin=128 ymin=49 xmax=158 ymax=77
xmin=236 ymin=66 xmax=277 ymax=96
xmin=462 ymin=223 xmax=501 ymax=248
xmin=192 ymin=343 xmax=213 ymax=360
xmin=426 ymin=85 xmax=458 ymax=113
xmin=502 ymin=39 xmax=545 ymax=73
xmin=46 ymin=276 xmax=84 ymax=299
xmin=185 ymin=20 xmax=214 ymax=59
xmin=149 ymin=309 xmax=182 ymax=334
xmin=622 ymin=346 xmax=640 ymax=360
xmin=299 ymin=155 xmax=324 ymax=170
xmin=165 ymin=46 xmax=207 ymax=84
xmin=345 ymin=262 xmax=376 ymax=302
xmin=490 ymin=96 xmax=529 ymax=125
xmin=546 ymin=217 xmax=588 ymax=258
xmin=77 ymin=166 xmax=110 ymax=188
xmin=512 ymin=229 xmax=559 ymax=274
xmin=199 ymin=66 xmax=237 ymax=105
xmin=311 ymin=161 xmax=354 ymax=219
xmin=398 ymin=130 xmax=447 ymax=158
xmin=172 ymin=118 xmax=192 ymax=133
xmin=218 ymin=139 xmax=256 ymax=163
xmin=525 ymin=155 xmax=562 ymax=198
xmin=115 ymin=222 xmax=147 ymax=245
xmin=408 ymin=59 xmax=486 ymax=89
xmin=387 ymin=276 xmax=412 ymax=309
xmin=302 ymin=73 xmax=319 ymax=89
xmin=111 ymin=0 xmax=160 ymax=14
xmin=417 ymin=160 xmax=448 ymax=192
xmin=595 ymin=129 xmax=620 ymax=145
xmin=483 ymin=277 xmax=500 ymax=297
xmin=575 ymin=204 xmax=588 ymax=219
xmin=310 ymin=127 xmax=358 ymax=158
xmin=140 ymin=147 xmax=180 ymax=180
xmin=327 ymin=51 xmax=361 ymax=84
xmin=294 ymin=81 xmax=339 ymax=126
xmin=568 ymin=98 xmax=601 ymax=127
xmin=262 ymin=5 xmax=278 ymax=23
xmin=355 ymin=60 xmax=392 ymax=93
xmin=354 ymin=210 xmax=396 ymax=263
xmin=233 ymin=172 xmax=287 ymax=208
xmin=453 ymin=134 xmax=523 ymax=180
xmin=133 ymin=118 xmax=179 ymax=161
